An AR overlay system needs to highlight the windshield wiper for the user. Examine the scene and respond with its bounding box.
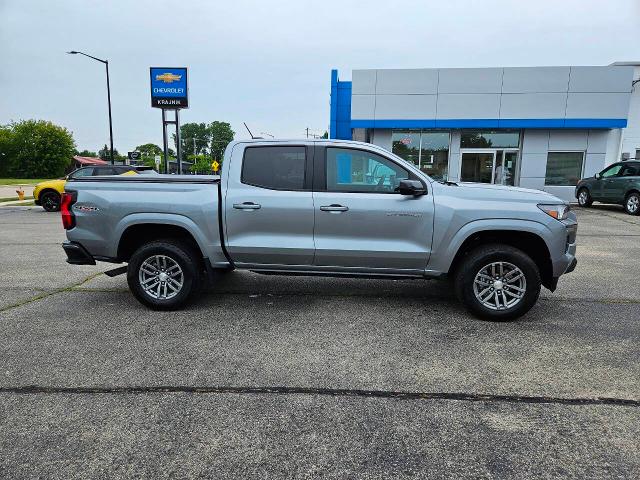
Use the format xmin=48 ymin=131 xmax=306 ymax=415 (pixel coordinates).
xmin=440 ymin=180 xmax=458 ymax=186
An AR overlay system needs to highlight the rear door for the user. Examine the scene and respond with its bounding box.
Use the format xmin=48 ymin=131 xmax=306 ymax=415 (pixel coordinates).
xmin=224 ymin=143 xmax=315 ymax=266
xmin=312 ymin=145 xmax=434 ymax=273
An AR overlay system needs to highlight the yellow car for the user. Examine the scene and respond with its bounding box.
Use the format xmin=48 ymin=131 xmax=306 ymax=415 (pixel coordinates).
xmin=34 ymin=165 xmax=153 ymax=211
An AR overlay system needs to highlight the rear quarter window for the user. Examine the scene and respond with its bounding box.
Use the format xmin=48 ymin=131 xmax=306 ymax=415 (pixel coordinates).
xmin=241 ymin=146 xmax=306 ymax=190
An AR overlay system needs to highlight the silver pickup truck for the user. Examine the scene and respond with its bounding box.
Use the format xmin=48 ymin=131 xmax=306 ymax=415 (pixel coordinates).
xmin=62 ymin=139 xmax=577 ymax=321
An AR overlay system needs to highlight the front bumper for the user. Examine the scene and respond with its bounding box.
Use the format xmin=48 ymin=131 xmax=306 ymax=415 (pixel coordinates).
xmin=62 ymin=241 xmax=96 ymax=265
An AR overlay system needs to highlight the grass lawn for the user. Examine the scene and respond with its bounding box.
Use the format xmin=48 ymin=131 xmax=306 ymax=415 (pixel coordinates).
xmin=0 ymin=178 xmax=53 ymax=185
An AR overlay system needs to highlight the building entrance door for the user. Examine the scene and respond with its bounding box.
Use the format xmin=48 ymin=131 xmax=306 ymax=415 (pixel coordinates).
xmin=460 ymin=151 xmax=495 ymax=183
xmin=460 ymin=150 xmax=519 ymax=185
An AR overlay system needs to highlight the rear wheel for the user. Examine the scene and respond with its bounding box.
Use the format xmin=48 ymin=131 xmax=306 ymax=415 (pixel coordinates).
xmin=127 ymin=240 xmax=201 ymax=310
xmin=454 ymin=244 xmax=541 ymax=321
xmin=624 ymin=192 xmax=640 ymax=215
xmin=41 ymin=191 xmax=61 ymax=212
xmin=577 ymin=188 xmax=592 ymax=207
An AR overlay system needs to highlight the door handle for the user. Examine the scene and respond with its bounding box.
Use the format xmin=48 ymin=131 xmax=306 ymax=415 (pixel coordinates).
xmin=233 ymin=202 xmax=261 ymax=210
xmin=320 ymin=204 xmax=349 ymax=212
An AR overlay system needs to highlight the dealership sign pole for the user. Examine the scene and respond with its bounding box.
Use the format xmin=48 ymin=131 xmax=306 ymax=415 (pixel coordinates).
xmin=150 ymin=67 xmax=188 ymax=174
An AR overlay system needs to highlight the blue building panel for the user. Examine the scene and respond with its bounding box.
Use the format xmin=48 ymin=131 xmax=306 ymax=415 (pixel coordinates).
xmin=329 ymin=69 xmax=352 ymax=140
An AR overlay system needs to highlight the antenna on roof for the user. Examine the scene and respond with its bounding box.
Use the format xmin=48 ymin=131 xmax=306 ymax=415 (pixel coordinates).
xmin=244 ymin=122 xmax=261 ymax=139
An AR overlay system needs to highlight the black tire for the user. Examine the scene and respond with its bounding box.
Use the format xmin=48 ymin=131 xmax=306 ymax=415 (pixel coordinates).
xmin=624 ymin=192 xmax=640 ymax=216
xmin=41 ymin=191 xmax=61 ymax=212
xmin=577 ymin=187 xmax=593 ymax=207
xmin=454 ymin=244 xmax=541 ymax=321
xmin=127 ymin=240 xmax=201 ymax=310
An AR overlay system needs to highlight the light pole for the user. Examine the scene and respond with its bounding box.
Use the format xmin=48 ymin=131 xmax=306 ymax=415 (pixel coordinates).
xmin=67 ymin=51 xmax=114 ymax=165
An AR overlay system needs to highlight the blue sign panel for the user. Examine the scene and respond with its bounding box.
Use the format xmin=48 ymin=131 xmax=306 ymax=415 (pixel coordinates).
xmin=150 ymin=67 xmax=188 ymax=109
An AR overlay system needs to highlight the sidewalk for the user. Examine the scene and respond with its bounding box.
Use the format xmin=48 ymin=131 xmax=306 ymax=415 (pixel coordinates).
xmin=0 ymin=184 xmax=36 ymax=199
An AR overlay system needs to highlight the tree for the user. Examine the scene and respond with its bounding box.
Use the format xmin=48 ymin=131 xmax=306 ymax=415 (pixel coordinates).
xmin=209 ymin=121 xmax=234 ymax=161
xmin=98 ymin=144 xmax=126 ymax=162
xmin=173 ymin=122 xmax=210 ymax=157
xmin=321 ymin=131 xmax=329 ymax=139
xmin=76 ymin=149 xmax=97 ymax=157
xmin=189 ymin=154 xmax=214 ymax=174
xmin=135 ymin=143 xmax=163 ymax=158
xmin=0 ymin=120 xmax=75 ymax=178
xmin=0 ymin=125 xmax=13 ymax=176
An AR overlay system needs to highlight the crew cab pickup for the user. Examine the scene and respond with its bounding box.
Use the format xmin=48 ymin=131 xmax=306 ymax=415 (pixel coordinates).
xmin=62 ymin=139 xmax=577 ymax=320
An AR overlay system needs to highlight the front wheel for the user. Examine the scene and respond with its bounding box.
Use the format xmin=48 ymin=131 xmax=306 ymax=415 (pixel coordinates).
xmin=577 ymin=187 xmax=592 ymax=207
xmin=127 ymin=240 xmax=201 ymax=310
xmin=454 ymin=244 xmax=541 ymax=321
xmin=624 ymin=192 xmax=640 ymax=215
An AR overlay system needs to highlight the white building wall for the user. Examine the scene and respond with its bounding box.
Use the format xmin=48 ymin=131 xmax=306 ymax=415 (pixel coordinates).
xmin=620 ymin=66 xmax=640 ymax=159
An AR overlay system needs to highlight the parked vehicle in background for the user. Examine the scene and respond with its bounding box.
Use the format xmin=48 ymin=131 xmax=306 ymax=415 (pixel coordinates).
xmin=575 ymin=161 xmax=640 ymax=215
xmin=33 ymin=165 xmax=156 ymax=212
xmin=61 ymin=139 xmax=577 ymax=321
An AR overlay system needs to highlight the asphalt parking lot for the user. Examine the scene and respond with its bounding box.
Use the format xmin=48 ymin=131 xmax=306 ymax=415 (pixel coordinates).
xmin=1 ymin=205 xmax=639 ymax=479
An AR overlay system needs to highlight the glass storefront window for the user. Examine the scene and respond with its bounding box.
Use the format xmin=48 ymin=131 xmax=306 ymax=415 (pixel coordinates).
xmin=391 ymin=131 xmax=420 ymax=165
xmin=392 ymin=130 xmax=450 ymax=180
xmin=544 ymin=152 xmax=584 ymax=186
xmin=461 ymin=130 xmax=520 ymax=149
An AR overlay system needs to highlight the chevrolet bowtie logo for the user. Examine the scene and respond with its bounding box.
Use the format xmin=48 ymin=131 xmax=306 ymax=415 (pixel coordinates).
xmin=156 ymin=72 xmax=182 ymax=83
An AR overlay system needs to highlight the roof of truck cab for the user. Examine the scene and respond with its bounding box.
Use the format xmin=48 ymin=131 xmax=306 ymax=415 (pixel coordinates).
xmin=227 ymin=138 xmax=383 ymax=149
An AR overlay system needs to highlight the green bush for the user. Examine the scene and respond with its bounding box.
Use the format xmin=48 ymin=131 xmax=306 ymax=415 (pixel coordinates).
xmin=0 ymin=120 xmax=75 ymax=178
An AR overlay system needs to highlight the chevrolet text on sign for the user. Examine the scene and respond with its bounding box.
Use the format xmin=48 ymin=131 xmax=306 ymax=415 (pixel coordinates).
xmin=150 ymin=67 xmax=188 ymax=108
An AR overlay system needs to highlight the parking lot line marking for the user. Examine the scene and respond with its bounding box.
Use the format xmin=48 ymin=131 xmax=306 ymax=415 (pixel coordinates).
xmin=0 ymin=385 xmax=638 ymax=408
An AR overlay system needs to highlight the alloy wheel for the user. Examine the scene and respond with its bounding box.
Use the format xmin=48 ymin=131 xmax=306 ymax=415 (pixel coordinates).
xmin=138 ymin=255 xmax=184 ymax=300
xmin=473 ymin=261 xmax=527 ymax=311
xmin=578 ymin=190 xmax=588 ymax=206
xmin=627 ymin=195 xmax=639 ymax=214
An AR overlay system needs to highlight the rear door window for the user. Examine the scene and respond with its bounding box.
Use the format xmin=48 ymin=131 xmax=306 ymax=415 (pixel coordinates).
xmin=621 ymin=164 xmax=639 ymax=176
xmin=69 ymin=167 xmax=94 ymax=178
xmin=241 ymin=146 xmax=306 ymax=190
xmin=92 ymin=167 xmax=118 ymax=176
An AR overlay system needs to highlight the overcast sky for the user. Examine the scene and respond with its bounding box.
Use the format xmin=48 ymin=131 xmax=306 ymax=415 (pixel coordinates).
xmin=2 ymin=0 xmax=640 ymax=153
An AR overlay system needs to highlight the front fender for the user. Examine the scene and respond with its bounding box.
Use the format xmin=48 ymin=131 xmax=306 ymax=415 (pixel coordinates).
xmin=426 ymin=218 xmax=554 ymax=274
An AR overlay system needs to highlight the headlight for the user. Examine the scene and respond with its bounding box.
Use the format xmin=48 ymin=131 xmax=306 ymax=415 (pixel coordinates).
xmin=538 ymin=204 xmax=571 ymax=221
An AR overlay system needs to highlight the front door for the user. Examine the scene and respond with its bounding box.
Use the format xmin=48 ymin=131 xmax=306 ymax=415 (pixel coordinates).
xmin=313 ymin=146 xmax=434 ymax=273
xmin=603 ymin=163 xmax=640 ymax=202
xmin=596 ymin=163 xmax=624 ymax=201
xmin=460 ymin=151 xmax=495 ymax=183
xmin=494 ymin=150 xmax=519 ymax=186
xmin=461 ymin=150 xmax=519 ymax=185
xmin=224 ymin=144 xmax=315 ymax=266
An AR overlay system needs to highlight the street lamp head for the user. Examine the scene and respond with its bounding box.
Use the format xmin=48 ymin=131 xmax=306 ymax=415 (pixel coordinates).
xmin=67 ymin=51 xmax=78 ymax=54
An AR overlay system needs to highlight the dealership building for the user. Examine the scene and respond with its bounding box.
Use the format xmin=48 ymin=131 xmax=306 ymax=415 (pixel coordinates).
xmin=329 ymin=63 xmax=640 ymax=201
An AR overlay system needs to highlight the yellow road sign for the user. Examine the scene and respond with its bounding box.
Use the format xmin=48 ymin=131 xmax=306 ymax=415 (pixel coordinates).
xmin=212 ymin=161 xmax=220 ymax=172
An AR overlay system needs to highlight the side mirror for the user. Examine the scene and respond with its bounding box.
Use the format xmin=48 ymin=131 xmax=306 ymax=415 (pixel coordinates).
xmin=595 ymin=173 xmax=601 ymax=179
xmin=397 ymin=179 xmax=427 ymax=196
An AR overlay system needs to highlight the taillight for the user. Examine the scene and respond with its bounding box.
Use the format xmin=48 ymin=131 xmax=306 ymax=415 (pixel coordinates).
xmin=61 ymin=192 xmax=76 ymax=229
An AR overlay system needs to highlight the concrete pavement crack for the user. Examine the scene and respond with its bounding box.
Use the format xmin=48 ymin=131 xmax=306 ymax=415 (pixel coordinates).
xmin=0 ymin=385 xmax=638 ymax=407
xmin=0 ymin=271 xmax=105 ymax=313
